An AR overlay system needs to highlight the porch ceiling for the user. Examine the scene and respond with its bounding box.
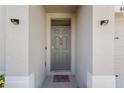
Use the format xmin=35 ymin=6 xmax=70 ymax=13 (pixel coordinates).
xmin=44 ymin=5 xmax=79 ymax=13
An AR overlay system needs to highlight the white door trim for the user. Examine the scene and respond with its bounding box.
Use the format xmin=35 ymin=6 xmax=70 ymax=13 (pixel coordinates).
xmin=46 ymin=13 xmax=76 ymax=75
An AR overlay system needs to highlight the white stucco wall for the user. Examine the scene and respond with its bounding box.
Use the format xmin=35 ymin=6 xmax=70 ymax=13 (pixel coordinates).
xmin=76 ymin=5 xmax=115 ymax=88
xmin=29 ymin=5 xmax=46 ymax=88
xmin=93 ymin=6 xmax=114 ymax=75
xmin=76 ymin=6 xmax=93 ymax=88
xmin=6 ymin=5 xmax=29 ymax=76
xmin=92 ymin=6 xmax=115 ymax=88
xmin=5 ymin=5 xmax=46 ymax=88
xmin=0 ymin=6 xmax=6 ymax=73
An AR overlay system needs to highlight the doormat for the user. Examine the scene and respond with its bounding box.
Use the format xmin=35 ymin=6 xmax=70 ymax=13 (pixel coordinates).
xmin=53 ymin=75 xmax=70 ymax=82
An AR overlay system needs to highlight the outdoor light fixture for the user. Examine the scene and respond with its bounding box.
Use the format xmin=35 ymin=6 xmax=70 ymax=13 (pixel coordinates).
xmin=120 ymin=6 xmax=124 ymax=12
xmin=100 ymin=20 xmax=109 ymax=26
xmin=10 ymin=19 xmax=19 ymax=25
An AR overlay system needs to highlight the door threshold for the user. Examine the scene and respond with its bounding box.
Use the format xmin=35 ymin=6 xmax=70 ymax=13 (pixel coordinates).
xmin=49 ymin=71 xmax=73 ymax=75
xmin=51 ymin=70 xmax=71 ymax=72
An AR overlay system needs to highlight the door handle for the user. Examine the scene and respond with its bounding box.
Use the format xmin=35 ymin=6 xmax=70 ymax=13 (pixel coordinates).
xmin=115 ymin=75 xmax=119 ymax=77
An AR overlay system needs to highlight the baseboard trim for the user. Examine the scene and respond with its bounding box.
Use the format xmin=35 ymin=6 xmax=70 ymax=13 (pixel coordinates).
xmin=87 ymin=72 xmax=116 ymax=88
xmin=5 ymin=72 xmax=35 ymax=88
xmin=87 ymin=72 xmax=92 ymax=88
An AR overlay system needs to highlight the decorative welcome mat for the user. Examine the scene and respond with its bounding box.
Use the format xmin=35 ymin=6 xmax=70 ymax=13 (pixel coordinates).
xmin=53 ymin=75 xmax=70 ymax=82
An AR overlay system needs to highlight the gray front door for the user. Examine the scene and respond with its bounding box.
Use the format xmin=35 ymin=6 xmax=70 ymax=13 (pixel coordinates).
xmin=51 ymin=19 xmax=71 ymax=71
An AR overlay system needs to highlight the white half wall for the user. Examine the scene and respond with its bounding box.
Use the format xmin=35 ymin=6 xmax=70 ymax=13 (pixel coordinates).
xmin=87 ymin=72 xmax=115 ymax=88
xmin=5 ymin=72 xmax=35 ymax=88
xmin=29 ymin=5 xmax=46 ymax=88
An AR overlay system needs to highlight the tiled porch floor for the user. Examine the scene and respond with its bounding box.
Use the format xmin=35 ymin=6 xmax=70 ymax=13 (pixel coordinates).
xmin=42 ymin=75 xmax=79 ymax=88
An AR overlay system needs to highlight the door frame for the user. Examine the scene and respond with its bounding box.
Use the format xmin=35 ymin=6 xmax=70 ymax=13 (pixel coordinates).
xmin=115 ymin=14 xmax=124 ymax=88
xmin=46 ymin=13 xmax=76 ymax=75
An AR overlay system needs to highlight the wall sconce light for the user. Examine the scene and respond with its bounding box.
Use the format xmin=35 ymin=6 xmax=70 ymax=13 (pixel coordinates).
xmin=100 ymin=20 xmax=109 ymax=26
xmin=10 ymin=19 xmax=19 ymax=25
xmin=120 ymin=6 xmax=124 ymax=12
